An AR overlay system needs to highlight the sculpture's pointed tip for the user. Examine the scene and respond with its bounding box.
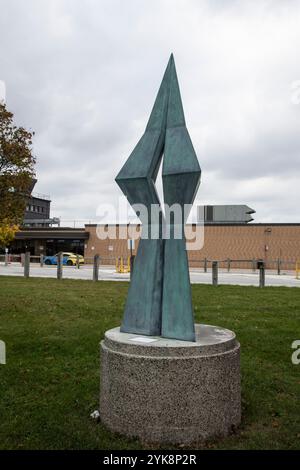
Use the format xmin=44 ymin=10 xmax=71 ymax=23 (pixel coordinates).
xmin=167 ymin=54 xmax=185 ymax=127
xmin=168 ymin=54 xmax=177 ymax=78
xmin=145 ymin=55 xmax=172 ymax=131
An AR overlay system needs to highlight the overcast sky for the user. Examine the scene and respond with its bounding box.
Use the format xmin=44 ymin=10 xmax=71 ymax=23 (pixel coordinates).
xmin=1 ymin=0 xmax=300 ymax=224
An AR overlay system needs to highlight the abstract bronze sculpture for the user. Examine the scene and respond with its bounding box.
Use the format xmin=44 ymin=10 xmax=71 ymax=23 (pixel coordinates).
xmin=116 ymin=55 xmax=201 ymax=341
xmin=100 ymin=57 xmax=241 ymax=443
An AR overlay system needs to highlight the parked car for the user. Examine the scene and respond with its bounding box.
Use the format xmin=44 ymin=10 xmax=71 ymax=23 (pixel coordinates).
xmin=44 ymin=252 xmax=84 ymax=266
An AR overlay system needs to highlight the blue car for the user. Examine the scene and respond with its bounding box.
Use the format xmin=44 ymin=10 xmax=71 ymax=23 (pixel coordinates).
xmin=44 ymin=252 xmax=84 ymax=266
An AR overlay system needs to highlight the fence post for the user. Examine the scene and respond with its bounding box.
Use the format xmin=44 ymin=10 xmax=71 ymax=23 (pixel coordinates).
xmin=227 ymin=258 xmax=231 ymax=272
xmin=40 ymin=254 xmax=44 ymax=267
xmin=259 ymin=261 xmax=265 ymax=288
xmin=130 ymin=255 xmax=135 ymax=279
xmin=57 ymin=252 xmax=63 ymax=280
xmin=277 ymin=258 xmax=281 ymax=275
xmin=252 ymin=258 xmax=256 ymax=273
xmin=204 ymin=257 xmax=207 ymax=273
xmin=24 ymin=252 xmax=30 ymax=278
xmin=212 ymin=261 xmax=218 ymax=286
xmin=76 ymin=255 xmax=80 ymax=269
xmin=93 ymin=254 xmax=100 ymax=281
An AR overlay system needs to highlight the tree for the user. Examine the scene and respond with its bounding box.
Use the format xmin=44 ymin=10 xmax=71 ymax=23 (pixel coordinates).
xmin=0 ymin=102 xmax=36 ymax=247
xmin=0 ymin=220 xmax=19 ymax=247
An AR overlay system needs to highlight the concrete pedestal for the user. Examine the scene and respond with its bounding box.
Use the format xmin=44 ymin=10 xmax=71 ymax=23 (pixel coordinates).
xmin=100 ymin=324 xmax=241 ymax=444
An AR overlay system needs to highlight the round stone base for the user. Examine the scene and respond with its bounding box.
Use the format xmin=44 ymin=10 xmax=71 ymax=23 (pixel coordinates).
xmin=100 ymin=324 xmax=241 ymax=444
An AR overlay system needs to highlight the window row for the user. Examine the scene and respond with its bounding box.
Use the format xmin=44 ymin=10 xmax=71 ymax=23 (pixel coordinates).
xmin=26 ymin=205 xmax=46 ymax=213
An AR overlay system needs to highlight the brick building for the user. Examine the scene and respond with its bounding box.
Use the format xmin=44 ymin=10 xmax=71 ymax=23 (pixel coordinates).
xmin=7 ymin=222 xmax=300 ymax=270
xmin=84 ymin=223 xmax=300 ymax=270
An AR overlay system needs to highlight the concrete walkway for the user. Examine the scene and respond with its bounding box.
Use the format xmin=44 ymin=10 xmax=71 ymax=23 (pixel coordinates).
xmin=0 ymin=263 xmax=299 ymax=287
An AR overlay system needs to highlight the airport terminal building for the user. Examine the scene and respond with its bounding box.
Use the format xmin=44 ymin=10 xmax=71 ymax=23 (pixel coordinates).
xmin=7 ymin=202 xmax=300 ymax=270
xmin=84 ymin=222 xmax=300 ymax=270
xmin=3 ymin=182 xmax=300 ymax=269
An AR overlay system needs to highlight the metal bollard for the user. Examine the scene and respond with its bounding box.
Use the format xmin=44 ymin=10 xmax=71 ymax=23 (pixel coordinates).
xmin=277 ymin=258 xmax=281 ymax=276
xmin=76 ymin=255 xmax=80 ymax=269
xmin=24 ymin=252 xmax=30 ymax=278
xmin=258 ymin=261 xmax=265 ymax=287
xmin=227 ymin=258 xmax=231 ymax=272
xmin=93 ymin=254 xmax=100 ymax=281
xmin=212 ymin=261 xmax=218 ymax=286
xmin=40 ymin=254 xmax=44 ymax=267
xmin=21 ymin=253 xmax=25 ymax=267
xmin=204 ymin=257 xmax=207 ymax=273
xmin=130 ymin=255 xmax=135 ymax=279
xmin=4 ymin=253 xmax=9 ymax=266
xmin=57 ymin=252 xmax=63 ymax=280
xmin=252 ymin=258 xmax=256 ymax=273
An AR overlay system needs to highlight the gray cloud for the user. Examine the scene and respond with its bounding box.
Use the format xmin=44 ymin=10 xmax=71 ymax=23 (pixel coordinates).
xmin=1 ymin=0 xmax=300 ymax=223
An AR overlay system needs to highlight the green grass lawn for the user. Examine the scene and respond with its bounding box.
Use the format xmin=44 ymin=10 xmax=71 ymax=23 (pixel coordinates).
xmin=0 ymin=276 xmax=299 ymax=450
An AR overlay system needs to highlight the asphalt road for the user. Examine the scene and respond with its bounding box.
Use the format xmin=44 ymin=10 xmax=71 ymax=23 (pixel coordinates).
xmin=0 ymin=263 xmax=299 ymax=287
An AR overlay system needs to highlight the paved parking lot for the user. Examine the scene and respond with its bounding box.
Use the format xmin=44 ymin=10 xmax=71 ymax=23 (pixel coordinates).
xmin=0 ymin=262 xmax=299 ymax=287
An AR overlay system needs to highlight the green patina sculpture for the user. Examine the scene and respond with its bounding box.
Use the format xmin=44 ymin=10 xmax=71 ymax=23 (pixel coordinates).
xmin=116 ymin=54 xmax=201 ymax=341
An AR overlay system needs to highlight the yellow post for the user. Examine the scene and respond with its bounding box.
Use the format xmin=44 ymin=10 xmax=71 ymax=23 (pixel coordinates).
xmin=116 ymin=256 xmax=131 ymax=274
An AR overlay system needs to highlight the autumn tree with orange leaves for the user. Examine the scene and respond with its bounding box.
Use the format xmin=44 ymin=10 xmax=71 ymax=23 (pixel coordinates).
xmin=0 ymin=102 xmax=36 ymax=247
